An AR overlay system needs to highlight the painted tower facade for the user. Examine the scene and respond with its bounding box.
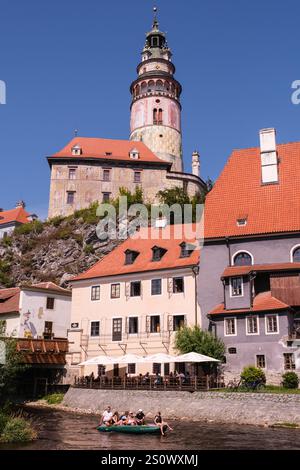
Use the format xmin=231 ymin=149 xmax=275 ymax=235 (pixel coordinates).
xmin=130 ymin=12 xmax=183 ymax=172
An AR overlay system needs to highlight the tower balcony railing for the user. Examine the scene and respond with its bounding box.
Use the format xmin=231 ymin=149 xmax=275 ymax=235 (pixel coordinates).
xmin=132 ymin=91 xmax=179 ymax=102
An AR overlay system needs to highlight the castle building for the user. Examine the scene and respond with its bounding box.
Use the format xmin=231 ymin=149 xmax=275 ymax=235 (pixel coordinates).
xmin=47 ymin=12 xmax=205 ymax=219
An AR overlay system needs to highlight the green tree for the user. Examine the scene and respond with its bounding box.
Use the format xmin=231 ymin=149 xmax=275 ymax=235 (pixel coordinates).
xmin=0 ymin=321 xmax=27 ymax=404
xmin=174 ymin=325 xmax=225 ymax=360
xmin=157 ymin=187 xmax=205 ymax=223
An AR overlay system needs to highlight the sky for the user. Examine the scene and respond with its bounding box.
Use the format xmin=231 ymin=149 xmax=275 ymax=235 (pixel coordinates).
xmin=1 ymin=0 xmax=300 ymax=218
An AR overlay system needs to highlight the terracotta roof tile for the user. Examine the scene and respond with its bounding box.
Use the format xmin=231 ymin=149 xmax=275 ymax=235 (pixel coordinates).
xmin=48 ymin=137 xmax=169 ymax=165
xmin=72 ymin=224 xmax=200 ymax=281
xmin=0 ymin=288 xmax=20 ymax=315
xmin=222 ymin=262 xmax=300 ymax=278
xmin=209 ymin=291 xmax=289 ymax=316
xmin=205 ymin=142 xmax=300 ymax=238
xmin=0 ymin=207 xmax=30 ymax=226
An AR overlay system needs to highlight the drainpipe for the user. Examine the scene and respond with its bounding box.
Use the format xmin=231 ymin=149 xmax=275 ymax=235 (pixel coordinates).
xmin=192 ymin=266 xmax=200 ymax=326
xmin=225 ymin=237 xmax=231 ymax=266
xmin=221 ymin=277 xmax=226 ymax=307
xmin=249 ymin=272 xmax=256 ymax=308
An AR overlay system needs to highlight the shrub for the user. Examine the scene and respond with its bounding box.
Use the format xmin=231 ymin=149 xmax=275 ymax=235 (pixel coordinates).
xmin=48 ymin=215 xmax=64 ymax=227
xmin=282 ymin=372 xmax=299 ymax=389
xmin=0 ymin=417 xmax=37 ymax=443
xmin=84 ymin=244 xmax=95 ymax=255
xmin=14 ymin=220 xmax=44 ymax=236
xmin=1 ymin=237 xmax=12 ymax=247
xmin=44 ymin=393 xmax=64 ymax=404
xmin=240 ymin=366 xmax=266 ymax=387
xmin=0 ymin=413 xmax=9 ymax=434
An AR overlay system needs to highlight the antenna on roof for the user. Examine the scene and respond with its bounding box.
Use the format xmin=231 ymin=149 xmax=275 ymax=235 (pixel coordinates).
xmin=74 ymin=129 xmax=78 ymax=137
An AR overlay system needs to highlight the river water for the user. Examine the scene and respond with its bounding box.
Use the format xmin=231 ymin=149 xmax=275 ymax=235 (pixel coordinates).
xmin=1 ymin=407 xmax=300 ymax=450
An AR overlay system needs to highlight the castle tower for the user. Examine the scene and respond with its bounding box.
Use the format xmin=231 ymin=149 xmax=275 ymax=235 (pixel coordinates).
xmin=130 ymin=8 xmax=183 ymax=172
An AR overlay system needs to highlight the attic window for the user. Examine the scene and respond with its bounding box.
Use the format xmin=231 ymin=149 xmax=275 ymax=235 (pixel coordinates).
xmin=105 ymin=152 xmax=112 ymax=156
xmin=125 ymin=249 xmax=139 ymax=265
xmin=180 ymin=242 xmax=195 ymax=258
xmin=71 ymin=145 xmax=82 ymax=156
xmin=237 ymin=218 xmax=247 ymax=227
xmin=152 ymin=246 xmax=167 ymax=262
xmin=129 ymin=148 xmax=140 ymax=160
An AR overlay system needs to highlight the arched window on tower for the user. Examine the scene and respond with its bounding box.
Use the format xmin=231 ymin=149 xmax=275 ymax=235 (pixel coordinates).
xmin=158 ymin=109 xmax=163 ymax=125
xmin=156 ymin=80 xmax=164 ymax=91
xmin=153 ymin=108 xmax=158 ymax=125
xmin=171 ymin=83 xmax=176 ymax=96
xmin=141 ymin=82 xmax=147 ymax=94
xmin=135 ymin=85 xmax=140 ymax=97
xmin=148 ymin=80 xmax=155 ymax=92
xmin=165 ymin=81 xmax=170 ymax=92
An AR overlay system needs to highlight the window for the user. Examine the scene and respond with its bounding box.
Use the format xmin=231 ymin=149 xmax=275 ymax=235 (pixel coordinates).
xmin=180 ymin=242 xmax=195 ymax=258
xmin=91 ymin=321 xmax=100 ymax=337
xmin=230 ymin=277 xmax=243 ymax=297
xmin=67 ymin=191 xmax=75 ymax=205
xmin=153 ymin=363 xmax=161 ymax=374
xmin=256 ymin=355 xmax=266 ymax=369
xmin=164 ymin=363 xmax=170 ymax=376
xmin=111 ymin=283 xmax=120 ymax=299
xmin=233 ymin=252 xmax=252 ymax=266
xmin=129 ymin=148 xmax=140 ymax=159
xmin=128 ymin=363 xmax=136 ymax=374
xmin=158 ymin=108 xmax=163 ymax=125
xmin=103 ymin=169 xmax=110 ymax=181
xmin=112 ymin=318 xmax=122 ymax=341
xmin=102 ymin=192 xmax=111 ymax=203
xmin=246 ymin=316 xmax=259 ymax=335
xmin=128 ymin=317 xmax=138 ymax=334
xmin=153 ymin=108 xmax=158 ymax=124
xmin=105 ymin=152 xmax=112 ymax=156
xmin=292 ymin=247 xmax=300 ymax=263
xmin=151 ymin=279 xmax=162 ymax=295
xmin=150 ymin=315 xmax=160 ymax=333
xmin=173 ymin=315 xmax=185 ymax=331
xmin=225 ymin=318 xmax=236 ymax=336
xmin=69 ymin=168 xmax=76 ymax=180
xmin=46 ymin=297 xmax=55 ymax=310
xmin=266 ymin=315 xmax=278 ymax=334
xmin=173 ymin=277 xmax=184 ymax=293
xmin=284 ymin=353 xmax=295 ymax=370
xmin=130 ymin=281 xmax=141 ymax=297
xmin=91 ymin=285 xmax=100 ymax=301
xmin=152 ymin=246 xmax=167 ymax=261
xmin=71 ymin=145 xmax=82 ymax=155
xmin=43 ymin=321 xmax=53 ymax=339
xmin=228 ymin=347 xmax=237 ymax=354
xmin=125 ymin=250 xmax=139 ymax=265
xmin=236 ymin=218 xmax=247 ymax=226
xmin=134 ymin=171 xmax=141 ymax=183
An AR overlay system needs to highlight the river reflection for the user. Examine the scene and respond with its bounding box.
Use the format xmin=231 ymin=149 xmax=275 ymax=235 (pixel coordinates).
xmin=1 ymin=407 xmax=300 ymax=450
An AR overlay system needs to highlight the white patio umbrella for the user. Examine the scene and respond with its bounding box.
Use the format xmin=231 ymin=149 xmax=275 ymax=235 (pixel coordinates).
xmin=78 ymin=355 xmax=117 ymax=366
xmin=115 ymin=354 xmax=144 ymax=364
xmin=174 ymin=352 xmax=220 ymax=363
xmin=142 ymin=353 xmax=176 ymax=363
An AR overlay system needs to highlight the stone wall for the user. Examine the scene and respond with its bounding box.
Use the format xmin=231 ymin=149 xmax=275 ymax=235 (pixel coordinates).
xmin=63 ymin=388 xmax=300 ymax=426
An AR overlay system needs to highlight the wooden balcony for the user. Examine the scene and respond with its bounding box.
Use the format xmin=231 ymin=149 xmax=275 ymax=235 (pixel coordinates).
xmin=16 ymin=338 xmax=68 ymax=365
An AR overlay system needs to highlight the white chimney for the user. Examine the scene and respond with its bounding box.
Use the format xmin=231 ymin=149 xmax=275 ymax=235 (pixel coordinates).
xmin=259 ymin=128 xmax=278 ymax=184
xmin=192 ymin=151 xmax=200 ymax=177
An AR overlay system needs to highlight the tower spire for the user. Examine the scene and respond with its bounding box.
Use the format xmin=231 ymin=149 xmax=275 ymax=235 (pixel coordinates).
xmin=152 ymin=6 xmax=159 ymax=30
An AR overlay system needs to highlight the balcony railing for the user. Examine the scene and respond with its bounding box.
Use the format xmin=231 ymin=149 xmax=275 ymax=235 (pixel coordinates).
xmin=15 ymin=338 xmax=69 ymax=365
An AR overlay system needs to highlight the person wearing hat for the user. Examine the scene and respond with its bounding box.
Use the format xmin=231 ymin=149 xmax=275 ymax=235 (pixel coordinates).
xmin=135 ymin=408 xmax=145 ymax=425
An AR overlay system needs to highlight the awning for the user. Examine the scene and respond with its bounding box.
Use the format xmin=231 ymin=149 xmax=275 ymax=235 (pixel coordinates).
xmin=174 ymin=352 xmax=220 ymax=363
xmin=79 ymin=352 xmax=219 ymax=365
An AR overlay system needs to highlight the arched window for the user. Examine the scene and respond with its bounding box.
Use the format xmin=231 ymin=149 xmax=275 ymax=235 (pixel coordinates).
xmin=141 ymin=82 xmax=147 ymax=94
xmin=153 ymin=108 xmax=158 ymax=124
xmin=158 ymin=108 xmax=163 ymax=124
xmin=171 ymin=83 xmax=175 ymax=95
xmin=233 ymin=252 xmax=253 ymax=266
xmin=135 ymin=85 xmax=140 ymax=97
xmin=156 ymin=80 xmax=164 ymax=91
xmin=293 ymin=247 xmax=300 ymax=262
xmin=148 ymin=80 xmax=155 ymax=92
xmin=165 ymin=81 xmax=170 ymax=92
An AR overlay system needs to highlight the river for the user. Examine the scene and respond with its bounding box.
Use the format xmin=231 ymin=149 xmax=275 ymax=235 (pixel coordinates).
xmin=1 ymin=407 xmax=300 ymax=450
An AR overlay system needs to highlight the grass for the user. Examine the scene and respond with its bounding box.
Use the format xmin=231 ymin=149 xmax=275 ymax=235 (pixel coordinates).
xmin=43 ymin=393 xmax=64 ymax=404
xmin=216 ymin=385 xmax=300 ymax=394
xmin=0 ymin=412 xmax=37 ymax=443
xmin=272 ymin=422 xmax=299 ymax=429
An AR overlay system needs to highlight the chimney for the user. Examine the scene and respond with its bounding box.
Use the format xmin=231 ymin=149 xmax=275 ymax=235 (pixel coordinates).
xmin=259 ymin=128 xmax=278 ymax=184
xmin=192 ymin=151 xmax=200 ymax=178
xmin=16 ymin=200 xmax=26 ymax=209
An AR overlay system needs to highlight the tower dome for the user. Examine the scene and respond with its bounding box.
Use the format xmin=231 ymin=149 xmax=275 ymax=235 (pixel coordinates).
xmin=129 ymin=8 xmax=183 ymax=172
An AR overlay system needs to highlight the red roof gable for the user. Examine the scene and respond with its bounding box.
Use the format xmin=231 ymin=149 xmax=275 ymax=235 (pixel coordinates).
xmin=209 ymin=291 xmax=289 ymax=316
xmin=222 ymin=262 xmax=300 ymax=278
xmin=205 ymin=141 xmax=300 ymax=239
xmin=48 ymin=137 xmax=169 ymax=165
xmin=0 ymin=207 xmax=30 ymax=226
xmin=72 ymin=224 xmax=200 ymax=281
xmin=0 ymin=288 xmax=20 ymax=315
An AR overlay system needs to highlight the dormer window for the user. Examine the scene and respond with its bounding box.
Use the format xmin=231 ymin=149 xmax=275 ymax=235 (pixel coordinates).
xmin=129 ymin=148 xmax=140 ymax=160
xmin=71 ymin=144 xmax=82 ymax=156
xmin=105 ymin=152 xmax=112 ymax=156
xmin=237 ymin=218 xmax=247 ymax=226
xmin=180 ymin=242 xmax=195 ymax=258
xmin=125 ymin=249 xmax=139 ymax=265
xmin=152 ymin=246 xmax=167 ymax=262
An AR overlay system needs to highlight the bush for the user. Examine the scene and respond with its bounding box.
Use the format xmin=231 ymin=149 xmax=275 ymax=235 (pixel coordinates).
xmin=14 ymin=220 xmax=44 ymax=236
xmin=240 ymin=366 xmax=266 ymax=387
xmin=0 ymin=417 xmax=37 ymax=443
xmin=282 ymin=372 xmax=299 ymax=389
xmin=84 ymin=244 xmax=95 ymax=255
xmin=44 ymin=393 xmax=64 ymax=404
xmin=0 ymin=413 xmax=9 ymax=434
xmin=47 ymin=215 xmax=64 ymax=227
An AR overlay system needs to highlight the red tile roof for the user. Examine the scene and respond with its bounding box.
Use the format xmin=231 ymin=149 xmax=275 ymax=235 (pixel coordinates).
xmin=29 ymin=282 xmax=71 ymax=295
xmin=205 ymin=141 xmax=300 ymax=239
xmin=222 ymin=262 xmax=300 ymax=278
xmin=209 ymin=291 xmax=289 ymax=316
xmin=48 ymin=137 xmax=169 ymax=165
xmin=0 ymin=207 xmax=30 ymax=226
xmin=72 ymin=224 xmax=200 ymax=281
xmin=0 ymin=288 xmax=20 ymax=315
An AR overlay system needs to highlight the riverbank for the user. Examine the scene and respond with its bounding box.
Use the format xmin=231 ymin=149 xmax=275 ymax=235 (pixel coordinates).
xmin=27 ymin=388 xmax=300 ymax=428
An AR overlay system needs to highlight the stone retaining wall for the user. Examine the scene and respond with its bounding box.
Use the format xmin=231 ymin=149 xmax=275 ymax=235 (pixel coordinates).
xmin=63 ymin=388 xmax=300 ymax=426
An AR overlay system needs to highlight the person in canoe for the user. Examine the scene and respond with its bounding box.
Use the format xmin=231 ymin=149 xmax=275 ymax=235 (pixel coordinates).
xmin=99 ymin=405 xmax=113 ymax=426
xmin=154 ymin=411 xmax=173 ymax=436
xmin=127 ymin=411 xmax=137 ymax=425
xmin=135 ymin=409 xmax=145 ymax=425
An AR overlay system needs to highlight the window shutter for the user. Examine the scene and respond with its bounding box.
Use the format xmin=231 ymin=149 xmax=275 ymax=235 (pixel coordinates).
xmin=146 ymin=315 xmax=150 ymax=335
xmin=167 ymin=278 xmax=173 ymax=295
xmin=125 ymin=317 xmax=128 ymax=335
xmin=167 ymin=315 xmax=173 ymax=332
xmin=125 ymin=282 xmax=130 ymax=300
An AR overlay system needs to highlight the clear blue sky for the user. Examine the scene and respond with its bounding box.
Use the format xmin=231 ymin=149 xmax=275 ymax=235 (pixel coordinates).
xmin=1 ymin=0 xmax=300 ymax=218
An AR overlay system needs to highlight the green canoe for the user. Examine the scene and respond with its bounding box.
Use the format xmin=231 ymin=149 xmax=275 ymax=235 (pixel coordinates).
xmin=97 ymin=424 xmax=165 ymax=435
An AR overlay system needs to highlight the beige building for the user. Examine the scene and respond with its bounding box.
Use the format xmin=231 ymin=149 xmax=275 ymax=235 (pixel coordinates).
xmin=67 ymin=224 xmax=200 ymax=380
